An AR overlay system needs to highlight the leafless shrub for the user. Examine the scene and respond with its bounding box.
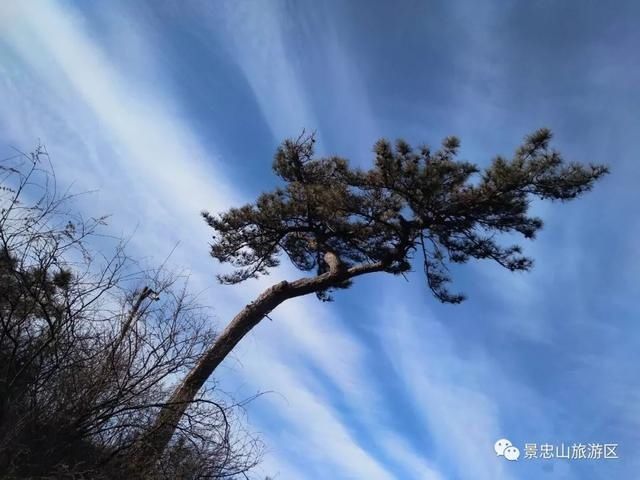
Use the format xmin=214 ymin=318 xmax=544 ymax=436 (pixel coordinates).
xmin=0 ymin=146 xmax=262 ymax=479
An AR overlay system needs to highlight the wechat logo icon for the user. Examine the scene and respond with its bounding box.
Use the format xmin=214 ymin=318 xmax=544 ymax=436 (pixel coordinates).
xmin=495 ymin=438 xmax=520 ymax=461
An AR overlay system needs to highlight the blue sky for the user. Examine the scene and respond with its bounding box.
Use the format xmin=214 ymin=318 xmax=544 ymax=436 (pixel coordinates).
xmin=1 ymin=1 xmax=639 ymax=478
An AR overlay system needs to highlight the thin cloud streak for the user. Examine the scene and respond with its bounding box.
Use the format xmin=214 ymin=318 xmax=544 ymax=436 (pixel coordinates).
xmin=204 ymin=0 xmax=319 ymax=143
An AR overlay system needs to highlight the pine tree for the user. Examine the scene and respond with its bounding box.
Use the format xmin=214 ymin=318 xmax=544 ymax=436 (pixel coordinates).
xmin=140 ymin=129 xmax=608 ymax=466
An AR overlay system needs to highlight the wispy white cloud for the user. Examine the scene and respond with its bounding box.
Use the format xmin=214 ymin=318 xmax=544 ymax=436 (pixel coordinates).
xmin=380 ymin=295 xmax=512 ymax=480
xmin=203 ymin=0 xmax=318 ymax=143
xmin=379 ymin=432 xmax=445 ymax=480
xmin=0 ymin=0 xmax=238 ymax=289
xmin=241 ymin=345 xmax=397 ymax=480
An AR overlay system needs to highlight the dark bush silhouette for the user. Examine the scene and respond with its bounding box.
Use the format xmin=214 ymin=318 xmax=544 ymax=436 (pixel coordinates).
xmin=0 ymin=147 xmax=261 ymax=479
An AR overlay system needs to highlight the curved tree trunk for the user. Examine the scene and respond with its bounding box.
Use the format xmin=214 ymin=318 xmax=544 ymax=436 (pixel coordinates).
xmin=133 ymin=254 xmax=385 ymax=473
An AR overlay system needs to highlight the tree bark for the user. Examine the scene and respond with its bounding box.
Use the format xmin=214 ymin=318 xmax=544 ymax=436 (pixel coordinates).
xmin=134 ymin=254 xmax=385 ymax=472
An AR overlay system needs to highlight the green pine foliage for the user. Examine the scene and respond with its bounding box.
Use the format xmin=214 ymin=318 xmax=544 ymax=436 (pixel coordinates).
xmin=203 ymin=129 xmax=608 ymax=302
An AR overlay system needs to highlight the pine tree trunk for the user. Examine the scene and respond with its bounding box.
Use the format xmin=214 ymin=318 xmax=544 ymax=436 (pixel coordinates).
xmin=133 ymin=255 xmax=385 ymax=473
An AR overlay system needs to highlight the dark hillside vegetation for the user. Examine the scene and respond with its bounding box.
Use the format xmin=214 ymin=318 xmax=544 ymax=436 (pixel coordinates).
xmin=0 ymin=148 xmax=261 ymax=479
